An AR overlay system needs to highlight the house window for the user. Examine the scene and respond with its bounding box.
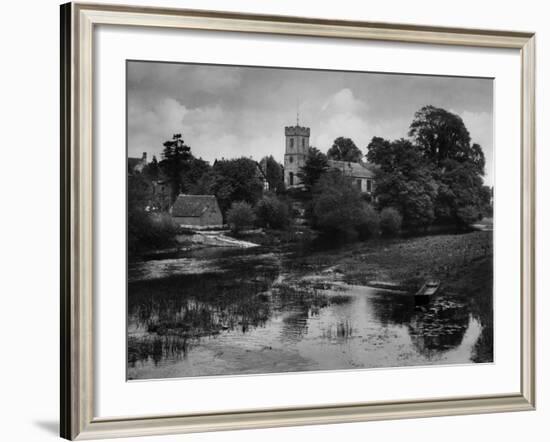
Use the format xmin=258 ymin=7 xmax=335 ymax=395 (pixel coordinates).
xmin=289 ymin=172 xmax=294 ymax=186
xmin=367 ymin=179 xmax=372 ymax=192
xmin=290 ymin=138 xmax=294 ymax=148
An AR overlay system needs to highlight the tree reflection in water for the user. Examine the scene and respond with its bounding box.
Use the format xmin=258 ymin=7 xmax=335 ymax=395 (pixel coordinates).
xmin=128 ymin=247 xmax=488 ymax=374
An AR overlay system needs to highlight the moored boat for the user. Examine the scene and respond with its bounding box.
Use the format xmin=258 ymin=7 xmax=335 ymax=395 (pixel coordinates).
xmin=415 ymin=279 xmax=441 ymax=299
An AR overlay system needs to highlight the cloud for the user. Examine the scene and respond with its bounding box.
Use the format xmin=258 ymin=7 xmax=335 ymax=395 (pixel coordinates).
xmin=128 ymin=97 xmax=189 ymax=157
xmin=321 ymin=88 xmax=368 ymax=114
xmin=126 ymin=62 xmax=493 ymax=184
xmin=128 ymin=62 xmax=243 ymax=99
xmin=314 ymin=89 xmax=371 ymax=151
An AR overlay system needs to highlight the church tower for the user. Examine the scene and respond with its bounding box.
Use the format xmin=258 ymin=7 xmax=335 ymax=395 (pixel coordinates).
xmin=284 ymin=121 xmax=310 ymax=188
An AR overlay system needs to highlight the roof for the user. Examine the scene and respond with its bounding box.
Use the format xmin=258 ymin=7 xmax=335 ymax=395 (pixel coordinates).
xmin=171 ymin=194 xmax=221 ymax=217
xmin=255 ymin=161 xmax=268 ymax=180
xmin=128 ymin=157 xmax=145 ymax=170
xmin=328 ymin=160 xmax=375 ymax=179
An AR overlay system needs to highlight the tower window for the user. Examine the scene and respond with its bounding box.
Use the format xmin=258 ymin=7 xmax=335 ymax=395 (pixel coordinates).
xmin=289 ymin=156 xmax=294 ymax=163
xmin=290 ymin=138 xmax=294 ymax=148
xmin=289 ymin=172 xmax=294 ymax=186
xmin=302 ymin=138 xmax=305 ymax=148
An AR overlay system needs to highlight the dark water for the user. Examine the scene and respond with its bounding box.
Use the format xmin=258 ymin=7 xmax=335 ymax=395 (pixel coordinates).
xmin=127 ymin=244 xmax=485 ymax=380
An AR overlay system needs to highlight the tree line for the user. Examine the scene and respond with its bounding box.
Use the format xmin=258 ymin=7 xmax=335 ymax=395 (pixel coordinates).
xmin=128 ymin=104 xmax=492 ymax=250
xmin=297 ymin=105 xmax=492 ymax=232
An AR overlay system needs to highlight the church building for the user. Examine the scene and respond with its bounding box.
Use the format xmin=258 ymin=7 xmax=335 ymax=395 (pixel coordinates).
xmin=283 ymin=122 xmax=376 ymax=194
xmin=283 ymin=124 xmax=310 ymax=188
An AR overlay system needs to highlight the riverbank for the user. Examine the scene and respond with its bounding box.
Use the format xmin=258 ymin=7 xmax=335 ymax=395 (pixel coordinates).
xmin=128 ymin=229 xmax=493 ymax=375
xmin=284 ymin=230 xmax=491 ymax=291
xmin=283 ymin=230 xmax=493 ymax=362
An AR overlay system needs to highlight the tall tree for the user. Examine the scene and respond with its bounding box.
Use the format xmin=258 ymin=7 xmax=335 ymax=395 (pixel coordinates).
xmin=367 ymin=137 xmax=438 ymax=228
xmin=327 ymin=137 xmax=363 ymax=162
xmin=180 ymin=157 xmax=211 ymax=193
xmin=408 ymin=106 xmax=488 ymax=226
xmin=210 ymin=157 xmax=264 ymax=215
xmin=260 ymin=156 xmax=285 ymax=192
xmin=408 ymin=105 xmax=485 ymax=174
xmin=297 ymin=147 xmax=329 ymax=191
xmin=159 ymin=134 xmax=193 ymax=201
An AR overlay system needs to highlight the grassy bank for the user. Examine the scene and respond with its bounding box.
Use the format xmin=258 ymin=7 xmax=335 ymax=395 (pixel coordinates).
xmin=287 ymin=231 xmax=491 ymax=290
xmin=286 ymin=230 xmax=493 ymax=362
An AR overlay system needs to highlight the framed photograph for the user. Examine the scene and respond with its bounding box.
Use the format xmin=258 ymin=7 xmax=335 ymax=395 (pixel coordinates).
xmin=60 ymin=2 xmax=535 ymax=440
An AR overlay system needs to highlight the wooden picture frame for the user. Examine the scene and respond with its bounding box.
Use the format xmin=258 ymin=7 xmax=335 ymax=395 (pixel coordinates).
xmin=60 ymin=2 xmax=535 ymax=439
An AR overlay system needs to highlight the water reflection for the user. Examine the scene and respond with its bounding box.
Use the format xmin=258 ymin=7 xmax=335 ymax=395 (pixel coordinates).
xmin=128 ymin=247 xmax=484 ymax=379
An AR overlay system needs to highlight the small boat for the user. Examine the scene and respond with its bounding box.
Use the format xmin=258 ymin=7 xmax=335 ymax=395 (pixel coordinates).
xmin=415 ymin=280 xmax=441 ymax=299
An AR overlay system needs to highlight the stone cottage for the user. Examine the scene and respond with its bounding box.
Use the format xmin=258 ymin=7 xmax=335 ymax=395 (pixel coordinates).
xmin=170 ymin=194 xmax=223 ymax=228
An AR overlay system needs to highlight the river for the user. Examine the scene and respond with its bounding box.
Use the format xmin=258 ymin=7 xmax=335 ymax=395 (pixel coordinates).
xmin=127 ymin=243 xmax=485 ymax=380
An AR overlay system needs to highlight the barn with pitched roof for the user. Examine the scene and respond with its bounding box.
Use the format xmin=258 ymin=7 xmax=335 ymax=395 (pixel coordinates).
xmin=170 ymin=194 xmax=223 ymax=227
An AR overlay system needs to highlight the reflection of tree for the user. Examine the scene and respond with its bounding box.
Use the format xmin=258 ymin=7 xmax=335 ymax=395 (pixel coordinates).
xmin=369 ymin=293 xmax=416 ymax=326
xmin=407 ymin=300 xmax=470 ymax=358
xmin=368 ymin=292 xmax=471 ymax=359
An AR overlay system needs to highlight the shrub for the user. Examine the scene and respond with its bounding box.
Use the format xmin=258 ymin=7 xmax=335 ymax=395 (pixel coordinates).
xmin=456 ymin=205 xmax=481 ymax=227
xmin=379 ymin=207 xmax=403 ymax=236
xmin=227 ymin=201 xmax=256 ymax=234
xmin=255 ymin=195 xmax=291 ymax=229
xmin=128 ymin=210 xmax=178 ymax=254
xmin=312 ymin=170 xmax=365 ymax=237
xmin=355 ymin=203 xmax=380 ymax=239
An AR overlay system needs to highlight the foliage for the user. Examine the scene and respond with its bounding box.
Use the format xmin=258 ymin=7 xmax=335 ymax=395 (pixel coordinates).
xmin=409 ymin=106 xmax=485 ymax=175
xmin=367 ymin=105 xmax=490 ymax=229
xmin=297 ymin=147 xmax=329 ymax=191
xmin=261 ymin=156 xmax=285 ymax=193
xmin=181 ymin=157 xmax=211 ymax=192
xmin=255 ymin=195 xmax=291 ymax=229
xmin=128 ymin=173 xmax=152 ymax=211
xmin=227 ymin=201 xmax=256 ymax=234
xmin=311 ymin=170 xmax=368 ymax=237
xmin=128 ymin=210 xmax=178 ymax=255
xmin=327 ymin=137 xmax=363 ymax=162
xmin=158 ymin=134 xmax=212 ymax=202
xmin=210 ymin=157 xmax=264 ymax=216
xmin=355 ymin=203 xmax=380 ymax=239
xmin=367 ymin=138 xmax=437 ymax=228
xmin=127 ymin=172 xmax=177 ymax=254
xmin=143 ymin=155 xmax=160 ymax=181
xmin=456 ymin=205 xmax=481 ymax=227
xmin=159 ymin=134 xmax=193 ymax=201
xmin=434 ymin=159 xmax=486 ymax=226
xmin=379 ymin=207 xmax=403 ymax=236
xmin=187 ymin=170 xmax=215 ymax=195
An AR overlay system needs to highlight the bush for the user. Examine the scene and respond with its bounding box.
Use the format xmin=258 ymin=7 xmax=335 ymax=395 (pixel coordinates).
xmin=456 ymin=205 xmax=481 ymax=227
xmin=128 ymin=210 xmax=178 ymax=254
xmin=355 ymin=203 xmax=380 ymax=239
xmin=255 ymin=195 xmax=291 ymax=229
xmin=227 ymin=201 xmax=256 ymax=233
xmin=379 ymin=207 xmax=403 ymax=236
xmin=312 ymin=170 xmax=365 ymax=237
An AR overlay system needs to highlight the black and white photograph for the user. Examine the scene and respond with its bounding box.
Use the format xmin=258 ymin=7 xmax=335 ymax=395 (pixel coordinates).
xmin=126 ymin=61 xmax=494 ymax=380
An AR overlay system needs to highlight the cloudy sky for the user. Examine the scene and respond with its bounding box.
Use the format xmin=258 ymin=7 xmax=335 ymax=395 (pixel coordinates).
xmin=127 ymin=61 xmax=494 ymax=185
